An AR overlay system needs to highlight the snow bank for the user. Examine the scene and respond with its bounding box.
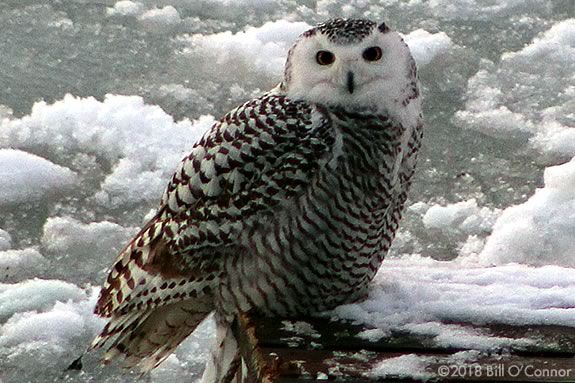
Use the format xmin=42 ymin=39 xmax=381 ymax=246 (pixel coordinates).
xmin=0 ymin=94 xmax=213 ymax=208
xmin=479 ymin=158 xmax=575 ymax=267
xmin=41 ymin=216 xmax=138 ymax=283
xmin=456 ymin=19 xmax=575 ymax=162
xmin=0 ymin=149 xmax=77 ymax=205
xmin=333 ymin=256 xmax=575 ymax=349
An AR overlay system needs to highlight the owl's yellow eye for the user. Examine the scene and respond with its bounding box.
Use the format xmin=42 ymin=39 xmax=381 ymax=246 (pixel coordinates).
xmin=362 ymin=46 xmax=382 ymax=62
xmin=316 ymin=50 xmax=335 ymax=65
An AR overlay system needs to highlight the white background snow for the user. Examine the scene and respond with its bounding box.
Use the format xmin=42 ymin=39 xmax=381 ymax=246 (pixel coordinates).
xmin=0 ymin=1 xmax=573 ymax=382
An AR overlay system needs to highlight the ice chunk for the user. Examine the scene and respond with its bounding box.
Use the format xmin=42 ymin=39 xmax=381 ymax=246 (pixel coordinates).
xmin=480 ymin=157 xmax=575 ymax=267
xmin=138 ymin=6 xmax=181 ymax=31
xmin=106 ymin=0 xmax=144 ymax=17
xmin=41 ymin=216 xmax=137 ymax=283
xmin=423 ymin=199 xmax=500 ymax=235
xmin=0 ymin=289 xmax=104 ymax=381
xmin=0 ymin=149 xmax=77 ymax=205
xmin=0 ymin=279 xmax=86 ymax=320
xmin=1 ymin=303 xmax=86 ymax=348
xmin=456 ymin=19 xmax=575 ymax=162
xmin=414 ymin=199 xmax=500 ymax=259
xmin=404 ymin=29 xmax=453 ymax=67
xmin=0 ymin=229 xmax=11 ymax=251
xmin=0 ymin=248 xmax=48 ymax=283
xmin=181 ymin=20 xmax=311 ymax=78
xmin=0 ymin=94 xmax=213 ymax=208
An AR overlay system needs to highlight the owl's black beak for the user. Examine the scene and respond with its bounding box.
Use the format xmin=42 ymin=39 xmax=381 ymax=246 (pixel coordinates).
xmin=346 ymin=71 xmax=355 ymax=94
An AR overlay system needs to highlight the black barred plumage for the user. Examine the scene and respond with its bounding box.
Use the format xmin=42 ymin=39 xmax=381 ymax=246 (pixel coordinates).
xmin=316 ymin=19 xmax=377 ymax=44
xmin=91 ymin=17 xmax=423 ymax=381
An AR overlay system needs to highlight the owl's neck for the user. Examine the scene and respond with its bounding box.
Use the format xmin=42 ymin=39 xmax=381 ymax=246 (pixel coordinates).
xmin=273 ymin=81 xmax=422 ymax=130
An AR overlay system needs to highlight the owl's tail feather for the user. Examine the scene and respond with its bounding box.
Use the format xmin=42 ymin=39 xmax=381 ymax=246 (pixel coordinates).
xmin=200 ymin=313 xmax=241 ymax=383
xmin=93 ymin=298 xmax=213 ymax=373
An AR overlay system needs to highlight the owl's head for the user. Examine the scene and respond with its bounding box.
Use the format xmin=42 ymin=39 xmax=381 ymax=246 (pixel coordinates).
xmin=282 ymin=19 xmax=420 ymax=122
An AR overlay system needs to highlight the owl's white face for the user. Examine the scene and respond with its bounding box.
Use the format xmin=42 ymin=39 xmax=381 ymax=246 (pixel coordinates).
xmin=284 ymin=20 xmax=419 ymax=123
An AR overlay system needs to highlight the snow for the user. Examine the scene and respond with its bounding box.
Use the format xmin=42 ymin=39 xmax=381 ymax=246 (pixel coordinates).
xmin=181 ymin=20 xmax=312 ymax=78
xmin=0 ymin=289 xmax=106 ymax=382
xmin=333 ymin=256 xmax=575 ymax=348
xmin=370 ymin=353 xmax=436 ymax=380
xmin=138 ymin=6 xmax=182 ymax=31
xmin=0 ymin=94 xmax=212 ymax=208
xmin=0 ymin=149 xmax=77 ymax=205
xmin=422 ymin=199 xmax=500 ymax=235
xmin=404 ymin=30 xmax=453 ymax=67
xmin=0 ymin=1 xmax=573 ymax=382
xmin=0 ymin=279 xmax=86 ymax=320
xmin=370 ymin=351 xmax=481 ymax=380
xmin=479 ymin=158 xmax=575 ymax=267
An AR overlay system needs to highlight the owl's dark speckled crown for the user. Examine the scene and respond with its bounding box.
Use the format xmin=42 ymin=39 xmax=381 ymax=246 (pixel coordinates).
xmin=303 ymin=18 xmax=389 ymax=44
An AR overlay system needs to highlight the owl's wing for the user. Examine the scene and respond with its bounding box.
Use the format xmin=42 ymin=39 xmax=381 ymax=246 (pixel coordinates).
xmin=94 ymin=94 xmax=335 ymax=320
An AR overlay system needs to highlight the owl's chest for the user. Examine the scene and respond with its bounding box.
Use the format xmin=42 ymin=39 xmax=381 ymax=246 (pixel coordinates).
xmin=272 ymin=121 xmax=407 ymax=254
xmin=324 ymin=116 xmax=407 ymax=203
xmin=217 ymin=117 xmax=413 ymax=315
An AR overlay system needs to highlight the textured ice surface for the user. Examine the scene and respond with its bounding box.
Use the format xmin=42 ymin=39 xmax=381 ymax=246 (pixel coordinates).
xmin=0 ymin=0 xmax=573 ymax=382
xmin=456 ymin=19 xmax=575 ymax=163
xmin=0 ymin=149 xmax=77 ymax=205
xmin=0 ymin=248 xmax=48 ymax=283
xmin=41 ymin=216 xmax=138 ymax=283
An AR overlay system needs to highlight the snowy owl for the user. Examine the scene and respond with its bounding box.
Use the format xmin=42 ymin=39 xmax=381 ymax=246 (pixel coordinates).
xmin=91 ymin=18 xmax=423 ymax=380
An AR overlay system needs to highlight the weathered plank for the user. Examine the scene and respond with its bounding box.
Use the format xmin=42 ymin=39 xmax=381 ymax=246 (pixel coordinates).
xmin=233 ymin=314 xmax=575 ymax=382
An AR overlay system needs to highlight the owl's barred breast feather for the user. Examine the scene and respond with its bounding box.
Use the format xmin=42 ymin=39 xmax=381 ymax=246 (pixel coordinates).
xmin=91 ymin=17 xmax=423 ymax=376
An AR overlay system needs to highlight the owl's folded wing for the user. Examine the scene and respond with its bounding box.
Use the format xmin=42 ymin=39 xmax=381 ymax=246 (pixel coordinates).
xmin=93 ymin=94 xmax=335 ymax=319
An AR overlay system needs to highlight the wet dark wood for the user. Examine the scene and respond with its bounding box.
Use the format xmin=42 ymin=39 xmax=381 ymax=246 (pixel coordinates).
xmin=233 ymin=314 xmax=575 ymax=382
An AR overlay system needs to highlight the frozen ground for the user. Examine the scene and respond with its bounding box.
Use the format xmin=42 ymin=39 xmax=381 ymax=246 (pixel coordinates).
xmin=0 ymin=1 xmax=574 ymax=382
